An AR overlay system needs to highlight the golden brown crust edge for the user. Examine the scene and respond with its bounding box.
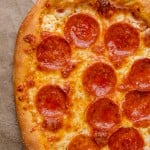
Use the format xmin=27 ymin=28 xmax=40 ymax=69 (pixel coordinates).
xmin=13 ymin=0 xmax=47 ymax=149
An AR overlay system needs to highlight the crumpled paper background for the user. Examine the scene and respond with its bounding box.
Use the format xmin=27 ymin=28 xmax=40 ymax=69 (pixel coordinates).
xmin=0 ymin=0 xmax=34 ymax=149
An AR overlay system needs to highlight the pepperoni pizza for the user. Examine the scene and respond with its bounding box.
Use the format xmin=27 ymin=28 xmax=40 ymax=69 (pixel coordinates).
xmin=14 ymin=0 xmax=150 ymax=149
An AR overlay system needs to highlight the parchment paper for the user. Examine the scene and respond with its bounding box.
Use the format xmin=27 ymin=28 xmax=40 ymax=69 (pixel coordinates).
xmin=0 ymin=0 xmax=34 ymax=149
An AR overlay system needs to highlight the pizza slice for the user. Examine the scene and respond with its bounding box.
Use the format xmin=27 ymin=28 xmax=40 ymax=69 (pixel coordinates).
xmin=14 ymin=0 xmax=150 ymax=149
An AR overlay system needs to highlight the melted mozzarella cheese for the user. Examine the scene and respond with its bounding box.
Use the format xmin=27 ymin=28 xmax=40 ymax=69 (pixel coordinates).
xmin=42 ymin=9 xmax=72 ymax=34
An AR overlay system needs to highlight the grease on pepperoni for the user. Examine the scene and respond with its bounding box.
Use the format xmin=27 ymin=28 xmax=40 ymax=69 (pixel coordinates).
xmin=86 ymin=98 xmax=121 ymax=146
xmin=83 ymin=62 xmax=116 ymax=97
xmin=64 ymin=13 xmax=100 ymax=48
xmin=108 ymin=127 xmax=144 ymax=150
xmin=36 ymin=85 xmax=69 ymax=131
xmin=36 ymin=35 xmax=71 ymax=70
xmin=123 ymin=90 xmax=150 ymax=127
xmin=86 ymin=98 xmax=121 ymax=130
xmin=67 ymin=134 xmax=99 ymax=150
xmin=104 ymin=22 xmax=139 ymax=67
xmin=36 ymin=85 xmax=69 ymax=117
xmin=127 ymin=58 xmax=150 ymax=91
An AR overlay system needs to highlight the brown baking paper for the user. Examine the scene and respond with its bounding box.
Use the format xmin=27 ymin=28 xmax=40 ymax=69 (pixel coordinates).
xmin=0 ymin=0 xmax=34 ymax=149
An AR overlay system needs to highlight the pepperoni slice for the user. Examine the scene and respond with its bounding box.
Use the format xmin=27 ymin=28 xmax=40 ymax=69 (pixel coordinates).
xmin=123 ymin=90 xmax=150 ymax=127
xmin=86 ymin=98 xmax=121 ymax=146
xmin=86 ymin=98 xmax=121 ymax=130
xmin=36 ymin=85 xmax=69 ymax=117
xmin=127 ymin=58 xmax=150 ymax=91
xmin=108 ymin=127 xmax=144 ymax=150
xmin=36 ymin=85 xmax=69 ymax=131
xmin=67 ymin=134 xmax=99 ymax=150
xmin=64 ymin=13 xmax=100 ymax=48
xmin=36 ymin=35 xmax=71 ymax=70
xmin=83 ymin=62 xmax=116 ymax=97
xmin=105 ymin=23 xmax=139 ymax=67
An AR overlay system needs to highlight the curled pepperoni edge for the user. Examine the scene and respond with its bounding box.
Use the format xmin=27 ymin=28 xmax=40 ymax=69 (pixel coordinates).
xmin=108 ymin=127 xmax=144 ymax=150
xmin=127 ymin=58 xmax=150 ymax=91
xmin=36 ymin=85 xmax=69 ymax=131
xmin=86 ymin=98 xmax=121 ymax=147
xmin=36 ymin=35 xmax=71 ymax=71
xmin=64 ymin=13 xmax=100 ymax=48
xmin=86 ymin=98 xmax=121 ymax=130
xmin=82 ymin=62 xmax=117 ymax=97
xmin=123 ymin=90 xmax=150 ymax=128
xmin=104 ymin=22 xmax=139 ymax=67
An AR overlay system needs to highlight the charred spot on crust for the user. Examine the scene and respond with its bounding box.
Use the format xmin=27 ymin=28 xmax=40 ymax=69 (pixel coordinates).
xmin=18 ymin=94 xmax=28 ymax=102
xmin=23 ymin=34 xmax=36 ymax=44
xmin=26 ymin=80 xmax=35 ymax=88
xmin=45 ymin=0 xmax=51 ymax=8
xmin=17 ymin=85 xmax=25 ymax=92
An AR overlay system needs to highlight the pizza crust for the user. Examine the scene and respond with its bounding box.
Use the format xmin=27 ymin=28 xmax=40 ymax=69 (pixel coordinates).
xmin=14 ymin=0 xmax=49 ymax=149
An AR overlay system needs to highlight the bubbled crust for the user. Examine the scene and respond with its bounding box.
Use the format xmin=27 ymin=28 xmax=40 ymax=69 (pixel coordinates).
xmin=14 ymin=0 xmax=49 ymax=149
